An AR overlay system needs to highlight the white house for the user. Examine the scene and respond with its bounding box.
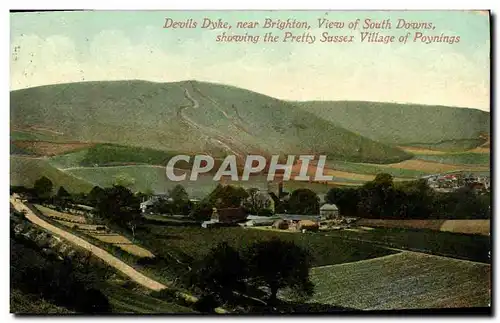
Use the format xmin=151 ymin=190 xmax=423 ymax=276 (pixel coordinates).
xmin=320 ymin=203 xmax=339 ymax=220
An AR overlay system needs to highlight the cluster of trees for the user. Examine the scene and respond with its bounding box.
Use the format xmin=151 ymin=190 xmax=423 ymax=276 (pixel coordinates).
xmin=326 ymin=173 xmax=491 ymax=219
xmin=190 ymin=184 xmax=320 ymax=221
xmin=148 ymin=185 xmax=193 ymax=216
xmin=188 ymin=238 xmax=314 ymax=307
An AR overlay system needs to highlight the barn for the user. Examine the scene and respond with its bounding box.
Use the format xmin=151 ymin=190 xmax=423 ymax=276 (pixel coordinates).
xmin=211 ymin=207 xmax=247 ymax=224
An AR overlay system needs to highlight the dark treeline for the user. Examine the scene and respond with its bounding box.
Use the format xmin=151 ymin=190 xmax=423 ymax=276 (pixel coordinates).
xmin=10 ymin=215 xmax=112 ymax=313
xmin=326 ymin=174 xmax=491 ymax=219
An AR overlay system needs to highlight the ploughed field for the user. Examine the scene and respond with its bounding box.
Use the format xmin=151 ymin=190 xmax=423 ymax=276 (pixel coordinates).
xmin=137 ymin=223 xmax=491 ymax=310
xmin=308 ymin=251 xmax=491 ymax=310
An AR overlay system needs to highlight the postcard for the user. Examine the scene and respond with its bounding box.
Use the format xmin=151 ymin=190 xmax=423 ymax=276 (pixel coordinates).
xmin=10 ymin=10 xmax=491 ymax=315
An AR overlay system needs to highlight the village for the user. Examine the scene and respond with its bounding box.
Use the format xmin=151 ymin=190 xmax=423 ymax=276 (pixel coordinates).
xmin=140 ymin=182 xmax=354 ymax=232
xmin=422 ymin=171 xmax=491 ymax=193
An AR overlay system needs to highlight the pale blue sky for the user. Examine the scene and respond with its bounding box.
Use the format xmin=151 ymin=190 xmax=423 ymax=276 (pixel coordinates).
xmin=10 ymin=10 xmax=490 ymax=110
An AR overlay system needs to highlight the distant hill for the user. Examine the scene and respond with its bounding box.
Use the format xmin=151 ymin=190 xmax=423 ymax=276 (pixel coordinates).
xmin=10 ymin=80 xmax=411 ymax=164
xmin=296 ymin=101 xmax=490 ymax=146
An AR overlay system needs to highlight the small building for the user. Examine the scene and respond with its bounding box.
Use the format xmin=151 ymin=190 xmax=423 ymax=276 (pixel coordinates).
xmin=320 ymin=204 xmax=339 ymax=220
xmin=211 ymin=207 xmax=247 ymax=224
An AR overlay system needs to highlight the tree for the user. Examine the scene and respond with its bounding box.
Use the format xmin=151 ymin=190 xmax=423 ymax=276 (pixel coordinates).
xmin=326 ymin=187 xmax=359 ymax=217
xmin=189 ymin=242 xmax=247 ymax=303
xmin=357 ymin=173 xmax=397 ymax=218
xmin=287 ymin=189 xmax=319 ymax=215
xmin=243 ymin=239 xmax=314 ymax=304
xmin=243 ymin=188 xmax=274 ymax=215
xmin=55 ymin=186 xmax=71 ymax=210
xmin=95 ymin=185 xmax=141 ymax=239
xmin=169 ymin=184 xmax=191 ymax=215
xmin=34 ymin=176 xmax=53 ymax=200
xmin=87 ymin=186 xmax=105 ymax=207
xmin=206 ymin=184 xmax=249 ymax=209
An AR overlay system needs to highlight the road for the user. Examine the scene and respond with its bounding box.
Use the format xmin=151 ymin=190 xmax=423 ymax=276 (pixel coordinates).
xmin=10 ymin=195 xmax=230 ymax=313
xmin=10 ymin=195 xmax=166 ymax=291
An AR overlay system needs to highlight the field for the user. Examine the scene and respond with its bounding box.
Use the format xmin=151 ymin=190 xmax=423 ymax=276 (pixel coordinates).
xmin=325 ymin=226 xmax=490 ymax=263
xmin=134 ymin=225 xmax=398 ymax=267
xmin=414 ymin=152 xmax=490 ymax=165
xmin=33 ymin=205 xmax=154 ymax=258
xmin=325 ymin=160 xmax=428 ymax=179
xmin=404 ymin=139 xmax=487 ymax=152
xmin=308 ymin=251 xmax=490 ymax=310
xmin=34 ymin=204 xmax=86 ymax=223
xmin=50 ymin=143 xmax=183 ymax=168
xmin=356 ymin=219 xmax=490 ymax=236
xmin=380 ymin=159 xmax=489 ymax=173
xmin=11 ymin=140 xmax=95 ymax=157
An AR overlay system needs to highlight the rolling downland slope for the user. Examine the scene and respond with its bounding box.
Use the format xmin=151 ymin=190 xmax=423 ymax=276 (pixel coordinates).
xmin=297 ymin=101 xmax=490 ymax=148
xmin=11 ymin=80 xmax=411 ymax=164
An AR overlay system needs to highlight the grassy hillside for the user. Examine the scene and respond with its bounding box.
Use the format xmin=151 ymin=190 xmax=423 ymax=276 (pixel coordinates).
xmin=415 ymin=152 xmax=490 ymax=165
xmin=10 ymin=80 xmax=411 ymax=164
xmin=10 ymin=156 xmax=94 ymax=193
xmin=298 ymin=101 xmax=490 ymax=146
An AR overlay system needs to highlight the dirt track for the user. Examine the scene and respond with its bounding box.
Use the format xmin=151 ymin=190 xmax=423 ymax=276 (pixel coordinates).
xmin=10 ymin=195 xmax=166 ymax=291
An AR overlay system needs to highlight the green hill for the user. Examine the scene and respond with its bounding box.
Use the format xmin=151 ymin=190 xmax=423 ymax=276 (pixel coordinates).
xmin=10 ymin=80 xmax=411 ymax=164
xmin=296 ymin=101 xmax=490 ymax=146
xmin=10 ymin=156 xmax=94 ymax=193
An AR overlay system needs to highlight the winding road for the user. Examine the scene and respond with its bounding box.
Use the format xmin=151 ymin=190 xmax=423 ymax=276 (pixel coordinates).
xmin=10 ymin=195 xmax=230 ymax=313
xmin=10 ymin=195 xmax=166 ymax=291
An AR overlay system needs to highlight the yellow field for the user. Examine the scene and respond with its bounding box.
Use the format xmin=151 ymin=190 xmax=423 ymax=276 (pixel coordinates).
xmin=117 ymin=244 xmax=155 ymax=258
xmin=356 ymin=219 xmax=490 ymax=236
xmin=89 ymin=232 xmax=155 ymax=257
xmin=34 ymin=205 xmax=87 ymax=223
xmin=398 ymin=146 xmax=448 ymax=155
xmin=440 ymin=220 xmax=490 ymax=236
xmin=469 ymin=147 xmax=490 ymax=153
xmin=55 ymin=220 xmax=101 ymax=231
xmin=380 ymin=159 xmax=489 ymax=173
xmin=35 ymin=204 xmax=155 ymax=258
xmin=91 ymin=233 xmax=132 ymax=244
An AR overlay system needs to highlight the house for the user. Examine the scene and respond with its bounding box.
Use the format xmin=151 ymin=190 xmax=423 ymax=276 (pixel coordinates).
xmin=211 ymin=207 xmax=247 ymax=224
xmin=140 ymin=194 xmax=169 ymax=213
xmin=320 ymin=203 xmax=339 ymax=220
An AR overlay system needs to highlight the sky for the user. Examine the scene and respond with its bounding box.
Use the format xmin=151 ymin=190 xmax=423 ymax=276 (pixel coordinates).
xmin=10 ymin=10 xmax=490 ymax=111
